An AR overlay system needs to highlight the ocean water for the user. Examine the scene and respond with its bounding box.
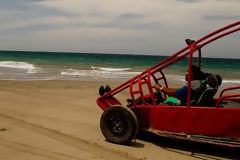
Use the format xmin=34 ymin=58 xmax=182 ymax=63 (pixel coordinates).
xmin=0 ymin=50 xmax=239 ymax=89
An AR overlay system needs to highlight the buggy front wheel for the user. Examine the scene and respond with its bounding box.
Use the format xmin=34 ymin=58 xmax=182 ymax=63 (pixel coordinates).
xmin=100 ymin=105 xmax=138 ymax=145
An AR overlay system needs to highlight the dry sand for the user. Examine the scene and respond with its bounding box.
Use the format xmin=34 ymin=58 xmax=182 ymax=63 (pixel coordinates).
xmin=0 ymin=80 xmax=238 ymax=160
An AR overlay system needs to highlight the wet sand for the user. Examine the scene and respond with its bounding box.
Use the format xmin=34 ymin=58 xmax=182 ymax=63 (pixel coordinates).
xmin=0 ymin=80 xmax=238 ymax=160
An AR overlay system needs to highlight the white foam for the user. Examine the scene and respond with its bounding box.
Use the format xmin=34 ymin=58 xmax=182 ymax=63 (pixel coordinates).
xmin=61 ymin=69 xmax=87 ymax=76
xmin=0 ymin=61 xmax=39 ymax=74
xmin=61 ymin=68 xmax=141 ymax=79
xmin=223 ymin=80 xmax=240 ymax=84
xmin=91 ymin=66 xmax=131 ymax=72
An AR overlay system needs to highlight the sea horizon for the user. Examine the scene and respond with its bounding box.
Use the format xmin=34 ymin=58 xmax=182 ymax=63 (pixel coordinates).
xmin=1 ymin=49 xmax=240 ymax=60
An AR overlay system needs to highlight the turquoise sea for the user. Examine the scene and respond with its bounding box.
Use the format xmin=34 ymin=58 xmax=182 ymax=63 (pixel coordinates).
xmin=0 ymin=50 xmax=239 ymax=89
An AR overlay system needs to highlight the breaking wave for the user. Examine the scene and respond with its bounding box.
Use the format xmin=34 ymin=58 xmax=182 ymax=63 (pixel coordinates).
xmin=91 ymin=66 xmax=131 ymax=72
xmin=0 ymin=61 xmax=39 ymax=74
xmin=223 ymin=80 xmax=240 ymax=84
xmin=61 ymin=68 xmax=141 ymax=79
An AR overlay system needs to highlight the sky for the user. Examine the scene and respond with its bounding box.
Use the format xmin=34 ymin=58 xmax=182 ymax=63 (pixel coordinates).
xmin=0 ymin=0 xmax=239 ymax=58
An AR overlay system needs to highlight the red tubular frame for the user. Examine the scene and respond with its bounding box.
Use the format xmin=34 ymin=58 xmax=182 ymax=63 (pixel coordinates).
xmin=219 ymin=86 xmax=240 ymax=97
xmin=97 ymin=21 xmax=240 ymax=110
xmin=216 ymin=94 xmax=240 ymax=108
xmin=97 ymin=21 xmax=240 ymax=147
xmin=215 ymin=86 xmax=240 ymax=108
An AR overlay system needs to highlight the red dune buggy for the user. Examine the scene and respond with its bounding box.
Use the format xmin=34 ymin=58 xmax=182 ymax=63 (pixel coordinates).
xmin=97 ymin=21 xmax=240 ymax=147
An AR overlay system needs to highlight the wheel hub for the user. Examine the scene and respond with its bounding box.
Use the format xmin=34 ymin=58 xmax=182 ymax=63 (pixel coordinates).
xmin=107 ymin=115 xmax=126 ymax=136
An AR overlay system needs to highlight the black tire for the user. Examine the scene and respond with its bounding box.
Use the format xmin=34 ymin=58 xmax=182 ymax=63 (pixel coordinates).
xmin=100 ymin=105 xmax=138 ymax=145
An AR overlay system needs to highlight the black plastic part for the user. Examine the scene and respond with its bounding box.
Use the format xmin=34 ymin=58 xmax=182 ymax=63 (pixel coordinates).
xmin=105 ymin=85 xmax=111 ymax=93
xmin=185 ymin=39 xmax=195 ymax=45
xmin=99 ymin=86 xmax=105 ymax=96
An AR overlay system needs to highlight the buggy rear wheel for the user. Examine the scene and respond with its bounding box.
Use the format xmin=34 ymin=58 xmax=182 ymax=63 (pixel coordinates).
xmin=100 ymin=105 xmax=138 ymax=144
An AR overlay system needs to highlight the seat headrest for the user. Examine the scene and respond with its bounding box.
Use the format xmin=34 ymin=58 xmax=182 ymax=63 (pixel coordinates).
xmin=206 ymin=74 xmax=219 ymax=89
xmin=216 ymin=74 xmax=222 ymax=86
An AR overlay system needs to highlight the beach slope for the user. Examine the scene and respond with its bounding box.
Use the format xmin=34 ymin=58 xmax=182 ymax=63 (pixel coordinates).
xmin=0 ymin=80 xmax=237 ymax=160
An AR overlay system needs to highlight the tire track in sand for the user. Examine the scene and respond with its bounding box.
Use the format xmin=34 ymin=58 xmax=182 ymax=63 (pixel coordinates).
xmin=0 ymin=137 xmax=83 ymax=160
xmin=0 ymin=113 xmax=137 ymax=160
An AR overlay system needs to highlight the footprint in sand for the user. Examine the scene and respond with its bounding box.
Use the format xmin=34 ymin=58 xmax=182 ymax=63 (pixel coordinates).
xmin=0 ymin=128 xmax=7 ymax=132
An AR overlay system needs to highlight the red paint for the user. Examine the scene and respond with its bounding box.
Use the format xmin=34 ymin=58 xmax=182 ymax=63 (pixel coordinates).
xmin=97 ymin=21 xmax=240 ymax=143
xmin=136 ymin=105 xmax=240 ymax=138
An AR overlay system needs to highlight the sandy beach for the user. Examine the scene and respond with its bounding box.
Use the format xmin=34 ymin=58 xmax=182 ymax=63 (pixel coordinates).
xmin=0 ymin=80 xmax=238 ymax=160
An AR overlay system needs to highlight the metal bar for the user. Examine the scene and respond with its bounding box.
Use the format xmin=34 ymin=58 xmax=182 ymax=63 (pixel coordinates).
xmin=129 ymin=78 xmax=137 ymax=107
xmin=199 ymin=27 xmax=240 ymax=48
xmin=97 ymin=21 xmax=240 ymax=110
xmin=156 ymin=52 xmax=189 ymax=71
xmin=159 ymin=70 xmax=168 ymax=89
xmin=198 ymin=48 xmax=202 ymax=69
xmin=219 ymin=86 xmax=240 ymax=98
xmin=138 ymin=74 xmax=145 ymax=105
xmin=148 ymin=46 xmax=190 ymax=72
xmin=147 ymin=68 xmax=156 ymax=105
xmin=132 ymin=91 xmax=141 ymax=94
xmin=187 ymin=44 xmax=195 ymax=107
xmin=109 ymin=22 xmax=240 ymax=98
xmin=195 ymin=21 xmax=240 ymax=46
xmin=216 ymin=94 xmax=240 ymax=108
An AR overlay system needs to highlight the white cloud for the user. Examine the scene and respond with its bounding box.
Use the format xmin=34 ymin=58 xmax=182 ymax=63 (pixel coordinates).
xmin=0 ymin=0 xmax=239 ymax=57
xmin=2 ymin=0 xmax=240 ymax=32
xmin=33 ymin=0 xmax=240 ymax=27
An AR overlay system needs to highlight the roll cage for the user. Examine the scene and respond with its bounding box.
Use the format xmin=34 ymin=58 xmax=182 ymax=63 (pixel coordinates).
xmin=97 ymin=21 xmax=240 ymax=110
